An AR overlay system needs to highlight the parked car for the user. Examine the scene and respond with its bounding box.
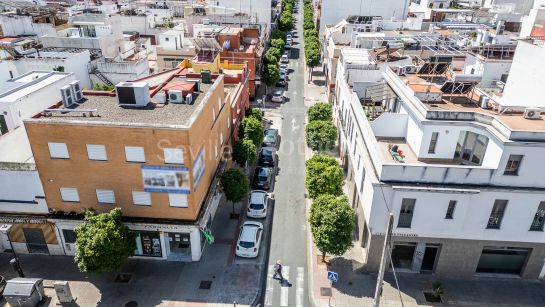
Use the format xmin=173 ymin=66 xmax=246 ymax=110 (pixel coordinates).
xmin=258 ymin=147 xmax=276 ymax=167
xmin=280 ymin=54 xmax=289 ymax=63
xmin=286 ymin=37 xmax=293 ymax=45
xmin=284 ymin=42 xmax=291 ymax=50
xmin=278 ymin=72 xmax=287 ymax=86
xmin=262 ymin=128 xmax=279 ymax=147
xmin=280 ymin=67 xmax=288 ymax=75
xmin=280 ymin=63 xmax=288 ymax=72
xmin=286 ymin=33 xmax=292 ymax=40
xmin=247 ymin=190 xmax=269 ymax=218
xmin=271 ymin=90 xmax=284 ymax=103
xmin=252 ymin=167 xmax=274 ymax=190
xmin=236 ymin=221 xmax=263 ymax=258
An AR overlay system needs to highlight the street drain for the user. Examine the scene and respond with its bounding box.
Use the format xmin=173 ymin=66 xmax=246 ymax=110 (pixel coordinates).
xmin=114 ymin=273 xmax=133 ymax=283
xmin=199 ymin=280 xmax=212 ymax=289
xmin=125 ymin=301 xmax=138 ymax=307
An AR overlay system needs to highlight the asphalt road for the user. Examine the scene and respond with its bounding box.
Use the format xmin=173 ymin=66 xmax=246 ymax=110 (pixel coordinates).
xmin=262 ymin=1 xmax=310 ymax=306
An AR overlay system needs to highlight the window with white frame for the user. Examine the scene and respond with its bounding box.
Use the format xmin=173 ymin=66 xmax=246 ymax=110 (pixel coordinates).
xmin=163 ymin=148 xmax=184 ymax=164
xmin=218 ymin=96 xmax=222 ymax=110
xmin=168 ymin=193 xmax=188 ymax=207
xmin=132 ymin=191 xmax=151 ymax=206
xmin=125 ymin=146 xmax=146 ymax=162
xmin=86 ymin=144 xmax=107 ymax=161
xmin=530 ymin=202 xmax=545 ymax=231
xmin=220 ymin=132 xmax=224 ymax=145
xmin=96 ymin=189 xmax=115 ymax=204
xmin=445 ymin=200 xmax=456 ymax=219
xmin=428 ymin=132 xmax=439 ymax=154
xmin=60 ymin=187 xmax=79 ymax=202
xmin=215 ymin=142 xmax=218 ymax=160
xmin=227 ymin=118 xmax=231 ymax=129
xmin=48 ymin=142 xmax=69 ymax=159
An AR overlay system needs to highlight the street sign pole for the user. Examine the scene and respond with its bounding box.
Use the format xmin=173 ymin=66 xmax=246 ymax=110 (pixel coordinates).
xmin=373 ymin=213 xmax=394 ymax=307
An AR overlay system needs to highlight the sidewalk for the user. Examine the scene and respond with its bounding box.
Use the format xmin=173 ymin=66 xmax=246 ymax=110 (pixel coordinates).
xmin=0 ymin=194 xmax=264 ymax=307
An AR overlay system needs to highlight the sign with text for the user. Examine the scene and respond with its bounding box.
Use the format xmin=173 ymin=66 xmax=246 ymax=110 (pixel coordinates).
xmin=142 ymin=165 xmax=190 ymax=194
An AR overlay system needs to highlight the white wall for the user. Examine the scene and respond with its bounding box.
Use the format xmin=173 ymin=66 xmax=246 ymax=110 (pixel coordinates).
xmin=214 ymin=0 xmax=272 ymax=24
xmin=463 ymin=54 xmax=512 ymax=87
xmin=520 ymin=7 xmax=545 ymax=38
xmin=320 ymin=0 xmax=410 ymax=33
xmin=0 ymin=15 xmax=55 ymax=37
xmin=501 ymin=41 xmax=545 ymax=108
xmin=0 ymin=169 xmax=48 ymax=214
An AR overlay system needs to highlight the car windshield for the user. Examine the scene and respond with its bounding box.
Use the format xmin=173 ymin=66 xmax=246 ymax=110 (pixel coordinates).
xmin=273 ymin=91 xmax=282 ymax=96
xmin=262 ymin=149 xmax=273 ymax=157
xmin=250 ymin=202 xmax=265 ymax=210
xmin=264 ymin=135 xmax=275 ymax=142
xmin=239 ymin=241 xmax=255 ymax=248
xmin=265 ymin=129 xmax=278 ymax=136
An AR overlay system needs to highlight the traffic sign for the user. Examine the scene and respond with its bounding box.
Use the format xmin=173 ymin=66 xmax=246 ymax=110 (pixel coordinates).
xmin=327 ymin=271 xmax=338 ymax=283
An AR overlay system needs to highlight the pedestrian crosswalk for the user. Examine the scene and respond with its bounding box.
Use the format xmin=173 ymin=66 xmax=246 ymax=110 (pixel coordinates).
xmin=264 ymin=265 xmax=306 ymax=307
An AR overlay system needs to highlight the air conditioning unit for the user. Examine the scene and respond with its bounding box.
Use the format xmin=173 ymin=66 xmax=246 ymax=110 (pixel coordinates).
xmin=397 ymin=66 xmax=406 ymax=76
xmin=69 ymin=80 xmax=84 ymax=102
xmin=169 ymin=90 xmax=184 ymax=103
xmin=115 ymin=82 xmax=149 ymax=107
xmin=524 ymin=107 xmax=541 ymax=119
xmin=155 ymin=92 xmax=167 ymax=104
xmin=60 ymin=85 xmax=75 ymax=108
xmin=403 ymin=65 xmax=418 ymax=74
xmin=480 ymin=96 xmax=490 ymax=109
xmin=186 ymin=93 xmax=193 ymax=105
xmin=187 ymin=79 xmax=201 ymax=91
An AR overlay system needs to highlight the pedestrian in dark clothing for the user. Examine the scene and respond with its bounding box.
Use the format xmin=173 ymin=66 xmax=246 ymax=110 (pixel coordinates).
xmin=273 ymin=260 xmax=283 ymax=281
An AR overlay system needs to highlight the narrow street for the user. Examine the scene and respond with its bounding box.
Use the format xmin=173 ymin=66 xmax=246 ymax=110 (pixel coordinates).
xmin=262 ymin=1 xmax=311 ymax=306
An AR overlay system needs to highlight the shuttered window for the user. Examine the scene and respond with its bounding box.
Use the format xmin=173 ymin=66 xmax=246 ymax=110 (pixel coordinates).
xmin=87 ymin=144 xmax=107 ymax=161
xmin=220 ymin=132 xmax=224 ymax=145
xmin=48 ymin=142 xmax=69 ymax=159
xmin=60 ymin=187 xmax=79 ymax=202
xmin=132 ymin=191 xmax=151 ymax=206
xmin=168 ymin=193 xmax=188 ymax=207
xmin=96 ymin=189 xmax=115 ymax=204
xmin=125 ymin=146 xmax=146 ymax=162
xmin=163 ymin=148 xmax=184 ymax=164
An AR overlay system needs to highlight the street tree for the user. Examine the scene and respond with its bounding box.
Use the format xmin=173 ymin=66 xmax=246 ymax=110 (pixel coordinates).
xmin=248 ymin=108 xmax=264 ymax=122
xmin=279 ymin=12 xmax=293 ymax=31
xmin=263 ymin=63 xmax=280 ymax=87
xmin=305 ymin=154 xmax=343 ymax=199
xmin=221 ymin=167 xmax=249 ymax=216
xmin=272 ymin=29 xmax=286 ymax=40
xmin=305 ymin=45 xmax=321 ymax=81
xmin=306 ymin=120 xmax=337 ymax=151
xmin=307 ymin=102 xmax=332 ymax=122
xmin=233 ymin=137 xmax=257 ymax=166
xmin=309 ymin=194 xmax=355 ymax=262
xmin=271 ymin=38 xmax=285 ymax=53
xmin=74 ymin=208 xmax=135 ymax=273
xmin=240 ymin=116 xmax=264 ymax=147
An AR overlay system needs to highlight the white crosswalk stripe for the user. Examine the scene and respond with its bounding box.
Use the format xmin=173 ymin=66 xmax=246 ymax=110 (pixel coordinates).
xmin=264 ymin=265 xmax=305 ymax=307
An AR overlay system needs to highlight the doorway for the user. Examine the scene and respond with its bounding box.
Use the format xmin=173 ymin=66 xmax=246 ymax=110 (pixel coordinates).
xmin=421 ymin=245 xmax=440 ymax=272
xmin=167 ymin=232 xmax=191 ymax=261
xmin=23 ymin=228 xmax=49 ymax=254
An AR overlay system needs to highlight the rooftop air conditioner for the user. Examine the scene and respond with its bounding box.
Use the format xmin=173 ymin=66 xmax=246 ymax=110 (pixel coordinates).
xmin=69 ymin=80 xmax=84 ymax=102
xmin=155 ymin=92 xmax=167 ymax=104
xmin=115 ymin=82 xmax=149 ymax=107
xmin=186 ymin=93 xmax=193 ymax=105
xmin=397 ymin=66 xmax=406 ymax=76
xmin=404 ymin=65 xmax=418 ymax=74
xmin=523 ymin=107 xmax=541 ymax=119
xmin=61 ymin=85 xmax=75 ymax=108
xmin=480 ymin=96 xmax=490 ymax=109
xmin=169 ymin=90 xmax=184 ymax=103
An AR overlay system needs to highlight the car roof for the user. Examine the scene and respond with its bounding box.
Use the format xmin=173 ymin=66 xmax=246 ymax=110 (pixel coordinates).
xmin=273 ymin=90 xmax=283 ymax=95
xmin=265 ymin=128 xmax=278 ymax=135
xmin=261 ymin=147 xmax=274 ymax=154
xmin=240 ymin=221 xmax=262 ymax=241
xmin=256 ymin=167 xmax=270 ymax=175
xmin=250 ymin=191 xmax=266 ymax=204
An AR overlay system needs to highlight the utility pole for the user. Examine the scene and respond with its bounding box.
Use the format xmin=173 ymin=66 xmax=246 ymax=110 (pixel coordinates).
xmin=373 ymin=213 xmax=394 ymax=307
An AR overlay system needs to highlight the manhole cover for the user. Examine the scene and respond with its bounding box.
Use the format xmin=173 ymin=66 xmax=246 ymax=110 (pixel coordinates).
xmin=125 ymin=301 xmax=138 ymax=307
xmin=114 ymin=273 xmax=132 ymax=283
xmin=199 ymin=280 xmax=212 ymax=289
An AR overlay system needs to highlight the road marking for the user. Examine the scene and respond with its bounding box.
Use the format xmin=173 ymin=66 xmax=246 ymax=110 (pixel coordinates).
xmin=265 ymin=265 xmax=274 ymax=306
xmin=280 ymin=266 xmax=290 ymax=306
xmin=296 ymin=267 xmax=304 ymax=307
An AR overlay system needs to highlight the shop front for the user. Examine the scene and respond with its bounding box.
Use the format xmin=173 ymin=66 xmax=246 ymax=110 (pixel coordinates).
xmin=391 ymin=241 xmax=442 ymax=273
xmin=0 ymin=215 xmax=63 ymax=255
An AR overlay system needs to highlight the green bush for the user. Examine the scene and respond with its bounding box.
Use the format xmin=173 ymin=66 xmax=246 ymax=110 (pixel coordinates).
xmin=306 ymin=120 xmax=337 ymax=151
xmin=308 ymin=102 xmax=332 ymax=122
xmin=305 ymin=154 xmax=343 ymax=199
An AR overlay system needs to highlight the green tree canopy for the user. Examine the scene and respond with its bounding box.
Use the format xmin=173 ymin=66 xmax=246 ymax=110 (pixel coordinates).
xmin=271 ymin=38 xmax=285 ymax=53
xmin=305 ymin=154 xmax=343 ymax=198
xmin=271 ymin=29 xmax=286 ymax=40
xmin=263 ymin=63 xmax=280 ymax=87
xmin=248 ymin=108 xmax=263 ymax=122
xmin=240 ymin=116 xmax=264 ymax=147
xmin=74 ymin=208 xmax=135 ymax=273
xmin=306 ymin=120 xmax=337 ymax=151
xmin=307 ymin=102 xmax=332 ymax=122
xmin=233 ymin=137 xmax=257 ymax=166
xmin=309 ymin=194 xmax=355 ymax=262
xmin=221 ymin=167 xmax=249 ymax=203
xmin=279 ymin=13 xmax=293 ymax=31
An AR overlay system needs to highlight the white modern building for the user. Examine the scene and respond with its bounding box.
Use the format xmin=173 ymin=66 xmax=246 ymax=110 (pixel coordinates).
xmin=0 ymin=71 xmax=76 ymax=255
xmin=334 ymin=45 xmax=545 ymax=279
xmin=316 ymin=0 xmax=410 ymax=33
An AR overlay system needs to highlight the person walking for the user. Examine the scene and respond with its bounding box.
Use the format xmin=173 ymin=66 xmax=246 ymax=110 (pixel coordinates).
xmin=273 ymin=260 xmax=283 ymax=281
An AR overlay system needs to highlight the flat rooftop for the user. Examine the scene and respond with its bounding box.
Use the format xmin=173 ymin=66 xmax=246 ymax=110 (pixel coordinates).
xmin=31 ymin=69 xmax=215 ymax=128
xmin=0 ymin=71 xmax=72 ymax=103
xmin=0 ymin=127 xmax=34 ymax=164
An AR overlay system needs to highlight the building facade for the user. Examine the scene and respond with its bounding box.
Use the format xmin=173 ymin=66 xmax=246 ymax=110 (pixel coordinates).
xmin=334 ymin=45 xmax=545 ymax=279
xmin=24 ymin=69 xmax=231 ymax=261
